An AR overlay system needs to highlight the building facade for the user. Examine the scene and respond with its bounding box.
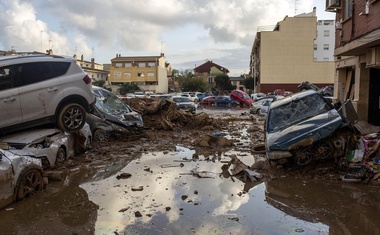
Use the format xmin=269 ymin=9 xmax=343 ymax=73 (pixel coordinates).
xmin=194 ymin=60 xmax=229 ymax=87
xmin=109 ymin=53 xmax=169 ymax=93
xmin=327 ymin=0 xmax=380 ymax=125
xmin=74 ymin=55 xmax=108 ymax=82
xmin=250 ymin=8 xmax=335 ymax=94
xmin=314 ymin=19 xmax=336 ymax=61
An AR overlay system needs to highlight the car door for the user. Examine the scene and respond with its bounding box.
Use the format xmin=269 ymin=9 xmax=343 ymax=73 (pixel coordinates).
xmin=0 ymin=153 xmax=15 ymax=208
xmin=0 ymin=65 xmax=22 ymax=128
xmin=18 ymin=62 xmax=63 ymax=122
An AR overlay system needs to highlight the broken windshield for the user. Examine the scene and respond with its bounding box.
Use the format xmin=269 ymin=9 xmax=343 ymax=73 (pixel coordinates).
xmin=267 ymin=93 xmax=331 ymax=133
xmin=94 ymin=91 xmax=132 ymax=115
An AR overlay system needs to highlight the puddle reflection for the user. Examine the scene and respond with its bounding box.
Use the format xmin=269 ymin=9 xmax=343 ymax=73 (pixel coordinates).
xmin=81 ymin=147 xmax=330 ymax=234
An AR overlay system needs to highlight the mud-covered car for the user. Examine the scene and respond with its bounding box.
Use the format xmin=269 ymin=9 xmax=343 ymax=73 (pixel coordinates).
xmin=0 ymin=148 xmax=44 ymax=209
xmin=90 ymin=86 xmax=144 ymax=140
xmin=0 ymin=124 xmax=92 ymax=167
xmin=265 ymin=90 xmax=351 ymax=166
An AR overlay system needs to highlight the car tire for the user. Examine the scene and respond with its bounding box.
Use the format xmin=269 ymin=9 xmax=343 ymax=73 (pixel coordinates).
xmin=57 ymin=103 xmax=86 ymax=132
xmin=16 ymin=168 xmax=44 ymax=201
xmin=256 ymin=109 xmax=260 ymax=114
xmin=94 ymin=128 xmax=110 ymax=142
xmin=55 ymin=146 xmax=67 ymax=165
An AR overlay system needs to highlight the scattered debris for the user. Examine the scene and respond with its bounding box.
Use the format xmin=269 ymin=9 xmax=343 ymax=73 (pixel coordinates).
xmin=116 ymin=173 xmax=132 ymax=180
xmin=131 ymin=186 xmax=144 ymax=191
xmin=118 ymin=207 xmax=130 ymax=213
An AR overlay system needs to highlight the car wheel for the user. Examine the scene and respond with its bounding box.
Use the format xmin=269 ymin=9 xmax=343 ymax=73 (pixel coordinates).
xmin=55 ymin=146 xmax=67 ymax=165
xmin=57 ymin=103 xmax=86 ymax=132
xmin=256 ymin=109 xmax=260 ymax=114
xmin=16 ymin=168 xmax=43 ymax=201
xmin=94 ymin=129 xmax=110 ymax=142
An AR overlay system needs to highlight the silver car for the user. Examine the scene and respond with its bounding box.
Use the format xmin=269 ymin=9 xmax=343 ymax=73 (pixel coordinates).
xmin=0 ymin=53 xmax=95 ymax=134
xmin=0 ymin=148 xmax=44 ymax=209
xmin=0 ymin=124 xmax=92 ymax=167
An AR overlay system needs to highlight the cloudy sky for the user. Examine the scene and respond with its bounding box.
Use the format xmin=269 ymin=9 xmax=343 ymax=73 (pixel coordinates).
xmin=0 ymin=0 xmax=334 ymax=76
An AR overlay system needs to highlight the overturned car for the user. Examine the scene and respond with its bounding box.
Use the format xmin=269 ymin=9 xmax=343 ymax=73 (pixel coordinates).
xmin=264 ymin=90 xmax=353 ymax=166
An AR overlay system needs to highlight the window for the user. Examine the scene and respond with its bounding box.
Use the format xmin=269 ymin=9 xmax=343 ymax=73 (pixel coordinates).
xmin=114 ymin=72 xmax=121 ymax=77
xmin=125 ymin=62 xmax=132 ymax=68
xmin=138 ymin=72 xmax=144 ymax=77
xmin=148 ymin=62 xmax=155 ymax=67
xmin=138 ymin=63 xmax=146 ymax=68
xmin=323 ymin=44 xmax=329 ymax=50
xmin=314 ymin=44 xmax=317 ymax=50
xmin=124 ymin=72 xmax=131 ymax=77
xmin=324 ymin=30 xmax=330 ymax=37
xmin=115 ymin=63 xmax=123 ymax=68
xmin=147 ymin=72 xmax=154 ymax=77
xmin=344 ymin=0 xmax=353 ymax=20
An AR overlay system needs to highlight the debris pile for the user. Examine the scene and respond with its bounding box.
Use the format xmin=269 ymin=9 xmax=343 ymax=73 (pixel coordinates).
xmin=123 ymin=97 xmax=222 ymax=131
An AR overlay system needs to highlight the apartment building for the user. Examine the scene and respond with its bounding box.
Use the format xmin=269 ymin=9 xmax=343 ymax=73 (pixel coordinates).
xmin=109 ymin=53 xmax=169 ymax=93
xmin=314 ymin=20 xmax=335 ymax=61
xmin=250 ymin=8 xmax=335 ymax=94
xmin=74 ymin=55 xmax=108 ymax=82
xmin=326 ymin=0 xmax=380 ymax=125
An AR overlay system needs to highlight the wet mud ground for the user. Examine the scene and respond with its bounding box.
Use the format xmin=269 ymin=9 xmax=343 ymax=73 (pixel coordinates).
xmin=1 ymin=108 xmax=380 ymax=235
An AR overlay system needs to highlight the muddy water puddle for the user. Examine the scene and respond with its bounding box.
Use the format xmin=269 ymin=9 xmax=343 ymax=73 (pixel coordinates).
xmin=80 ymin=147 xmax=380 ymax=235
xmin=1 ymin=146 xmax=380 ymax=234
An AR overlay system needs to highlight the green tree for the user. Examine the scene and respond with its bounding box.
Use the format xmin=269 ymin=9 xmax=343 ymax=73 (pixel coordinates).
xmin=243 ymin=76 xmax=254 ymax=90
xmin=118 ymin=83 xmax=140 ymax=95
xmin=214 ymin=74 xmax=235 ymax=93
xmin=92 ymin=80 xmax=106 ymax=87
xmin=180 ymin=77 xmax=206 ymax=92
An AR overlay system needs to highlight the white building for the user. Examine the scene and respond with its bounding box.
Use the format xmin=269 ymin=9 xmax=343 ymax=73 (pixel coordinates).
xmin=314 ymin=20 xmax=335 ymax=62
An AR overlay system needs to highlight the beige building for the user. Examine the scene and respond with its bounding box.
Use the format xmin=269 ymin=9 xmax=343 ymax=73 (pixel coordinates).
xmin=109 ymin=53 xmax=169 ymax=93
xmin=74 ymin=55 xmax=108 ymax=82
xmin=250 ymin=8 xmax=335 ymax=94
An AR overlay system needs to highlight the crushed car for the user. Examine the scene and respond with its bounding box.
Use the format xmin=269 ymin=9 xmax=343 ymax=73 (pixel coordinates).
xmin=264 ymin=90 xmax=353 ymax=166
xmin=0 ymin=147 xmax=44 ymax=209
xmin=0 ymin=124 xmax=92 ymax=168
xmin=89 ymin=86 xmax=144 ymax=141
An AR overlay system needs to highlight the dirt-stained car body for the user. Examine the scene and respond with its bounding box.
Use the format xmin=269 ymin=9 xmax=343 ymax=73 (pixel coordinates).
xmin=90 ymin=86 xmax=144 ymax=140
xmin=0 ymin=148 xmax=44 ymax=209
xmin=0 ymin=124 xmax=92 ymax=167
xmin=265 ymin=90 xmax=350 ymax=166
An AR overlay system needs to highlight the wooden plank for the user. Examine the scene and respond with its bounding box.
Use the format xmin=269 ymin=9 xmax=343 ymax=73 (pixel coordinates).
xmin=344 ymin=70 xmax=352 ymax=100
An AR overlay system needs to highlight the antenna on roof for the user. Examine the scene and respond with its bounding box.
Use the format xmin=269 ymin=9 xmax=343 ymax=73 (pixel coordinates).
xmin=294 ymin=0 xmax=298 ymax=15
xmin=92 ymin=46 xmax=94 ymax=58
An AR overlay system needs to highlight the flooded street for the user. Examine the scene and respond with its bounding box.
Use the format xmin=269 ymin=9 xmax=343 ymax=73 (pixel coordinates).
xmin=0 ymin=108 xmax=380 ymax=235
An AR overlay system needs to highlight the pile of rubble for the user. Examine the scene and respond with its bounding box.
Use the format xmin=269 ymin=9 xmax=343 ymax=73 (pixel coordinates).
xmin=123 ymin=97 xmax=225 ymax=131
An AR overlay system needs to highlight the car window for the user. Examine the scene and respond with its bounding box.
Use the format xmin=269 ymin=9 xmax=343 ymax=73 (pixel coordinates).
xmin=94 ymin=90 xmax=132 ymax=114
xmin=173 ymin=97 xmax=190 ymax=102
xmin=19 ymin=62 xmax=53 ymax=85
xmin=267 ymin=94 xmax=330 ymax=133
xmin=0 ymin=67 xmax=14 ymax=91
xmin=50 ymin=62 xmax=70 ymax=76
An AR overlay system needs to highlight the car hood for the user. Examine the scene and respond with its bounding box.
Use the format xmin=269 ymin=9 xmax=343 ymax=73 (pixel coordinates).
xmin=266 ymin=109 xmax=343 ymax=151
xmin=101 ymin=109 xmax=144 ymax=128
xmin=0 ymin=129 xmax=62 ymax=145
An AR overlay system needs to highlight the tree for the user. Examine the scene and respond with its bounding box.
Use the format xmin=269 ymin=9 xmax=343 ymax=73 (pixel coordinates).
xmin=92 ymin=80 xmax=106 ymax=88
xmin=118 ymin=83 xmax=140 ymax=95
xmin=243 ymin=76 xmax=254 ymax=90
xmin=180 ymin=77 xmax=206 ymax=92
xmin=214 ymin=74 xmax=235 ymax=93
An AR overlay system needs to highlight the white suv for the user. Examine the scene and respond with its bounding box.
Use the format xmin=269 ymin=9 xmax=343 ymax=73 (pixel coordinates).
xmin=0 ymin=53 xmax=95 ymax=134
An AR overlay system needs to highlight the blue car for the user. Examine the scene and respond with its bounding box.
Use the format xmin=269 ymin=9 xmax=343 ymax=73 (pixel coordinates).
xmin=265 ymin=90 xmax=351 ymax=166
xmin=214 ymin=96 xmax=240 ymax=107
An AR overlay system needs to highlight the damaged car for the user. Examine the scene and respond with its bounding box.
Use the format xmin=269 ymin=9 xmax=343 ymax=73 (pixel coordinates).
xmin=89 ymin=86 xmax=144 ymax=141
xmin=265 ymin=90 xmax=352 ymax=166
xmin=0 ymin=148 xmax=44 ymax=209
xmin=0 ymin=124 xmax=92 ymax=167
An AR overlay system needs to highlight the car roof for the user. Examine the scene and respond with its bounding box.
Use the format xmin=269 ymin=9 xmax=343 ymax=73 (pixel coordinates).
xmin=269 ymin=90 xmax=318 ymax=109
